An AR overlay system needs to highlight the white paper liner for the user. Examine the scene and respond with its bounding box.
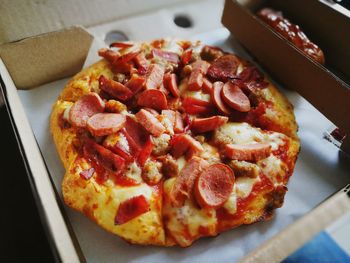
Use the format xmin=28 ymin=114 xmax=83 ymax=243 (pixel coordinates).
xmin=18 ymin=27 xmax=350 ymax=263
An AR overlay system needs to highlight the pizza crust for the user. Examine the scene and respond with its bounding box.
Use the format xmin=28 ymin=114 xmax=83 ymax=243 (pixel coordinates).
xmin=50 ymin=39 xmax=300 ymax=247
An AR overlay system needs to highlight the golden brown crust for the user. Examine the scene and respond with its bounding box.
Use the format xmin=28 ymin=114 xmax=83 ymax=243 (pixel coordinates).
xmin=50 ymin=39 xmax=300 ymax=247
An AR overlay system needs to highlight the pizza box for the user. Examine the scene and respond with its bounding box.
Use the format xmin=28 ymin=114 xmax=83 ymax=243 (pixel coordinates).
xmin=0 ymin=0 xmax=350 ymax=262
xmin=222 ymin=0 xmax=350 ymax=153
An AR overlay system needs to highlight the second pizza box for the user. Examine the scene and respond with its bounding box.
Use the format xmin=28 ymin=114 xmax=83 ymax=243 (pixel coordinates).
xmin=0 ymin=0 xmax=350 ymax=262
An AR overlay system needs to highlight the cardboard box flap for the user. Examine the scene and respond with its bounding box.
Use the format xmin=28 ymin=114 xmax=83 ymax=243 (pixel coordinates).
xmin=222 ymin=0 xmax=350 ymax=149
xmin=0 ymin=0 xmax=188 ymax=45
xmin=263 ymin=0 xmax=350 ymax=83
xmin=0 ymin=26 xmax=93 ymax=89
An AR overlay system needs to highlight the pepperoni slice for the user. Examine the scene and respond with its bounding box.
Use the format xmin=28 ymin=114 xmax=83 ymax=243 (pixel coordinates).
xmin=98 ymin=48 xmax=120 ymax=63
xmin=87 ymin=113 xmax=126 ymax=137
xmin=211 ymin=81 xmax=231 ymax=115
xmin=145 ymin=64 xmax=165 ymax=90
xmin=221 ymin=82 xmax=251 ymax=112
xmin=99 ymin=75 xmax=133 ymax=101
xmin=69 ymin=92 xmax=105 ymax=128
xmin=191 ymin=116 xmax=228 ymax=133
xmin=152 ymin=49 xmax=180 ymax=63
xmin=207 ymin=54 xmax=240 ymax=81
xmin=135 ymin=109 xmax=165 ymax=137
xmin=137 ymin=89 xmax=168 ymax=110
xmin=194 ymin=164 xmax=234 ymax=209
xmin=170 ymin=157 xmax=209 ymax=207
xmin=114 ymin=195 xmax=150 ymax=225
xmin=224 ymin=143 xmax=272 ymax=161
xmin=170 ymin=134 xmax=204 ymax=159
xmin=125 ymin=74 xmax=145 ymax=94
xmin=164 ymin=73 xmax=180 ymax=98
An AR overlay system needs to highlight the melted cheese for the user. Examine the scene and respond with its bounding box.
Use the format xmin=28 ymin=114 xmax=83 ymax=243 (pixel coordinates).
xmin=163 ymin=178 xmax=217 ymax=246
xmin=223 ymin=185 xmax=237 ymax=214
xmin=214 ymin=122 xmax=287 ymax=151
xmin=235 ymin=177 xmax=260 ymax=198
xmin=125 ymin=161 xmax=142 ymax=183
xmin=258 ymin=155 xmax=287 ymax=184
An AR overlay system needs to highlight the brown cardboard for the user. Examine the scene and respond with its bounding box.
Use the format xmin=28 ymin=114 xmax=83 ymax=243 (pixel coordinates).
xmin=240 ymin=185 xmax=350 ymax=263
xmin=222 ymin=0 xmax=350 ymax=152
xmin=0 ymin=26 xmax=93 ymax=89
xmin=0 ymin=0 xmax=189 ymax=44
xmin=0 ymin=60 xmax=82 ymax=262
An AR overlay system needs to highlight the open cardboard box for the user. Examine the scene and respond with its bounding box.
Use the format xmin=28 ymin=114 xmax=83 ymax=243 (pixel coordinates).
xmin=0 ymin=0 xmax=350 ymax=262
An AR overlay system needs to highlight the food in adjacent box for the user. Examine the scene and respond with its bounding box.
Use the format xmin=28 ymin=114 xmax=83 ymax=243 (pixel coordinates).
xmin=50 ymin=39 xmax=300 ymax=247
xmin=257 ymin=8 xmax=325 ymax=64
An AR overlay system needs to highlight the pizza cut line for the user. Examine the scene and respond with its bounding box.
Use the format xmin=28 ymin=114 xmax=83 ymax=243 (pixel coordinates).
xmin=50 ymin=39 xmax=300 ymax=247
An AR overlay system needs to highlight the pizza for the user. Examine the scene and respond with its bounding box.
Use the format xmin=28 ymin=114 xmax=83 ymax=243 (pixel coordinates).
xmin=50 ymin=39 xmax=300 ymax=247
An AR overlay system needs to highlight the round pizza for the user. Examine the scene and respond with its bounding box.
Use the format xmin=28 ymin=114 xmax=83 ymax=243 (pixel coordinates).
xmin=50 ymin=39 xmax=300 ymax=247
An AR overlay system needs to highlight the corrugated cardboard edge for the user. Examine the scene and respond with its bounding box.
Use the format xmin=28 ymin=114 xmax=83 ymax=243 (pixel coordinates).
xmin=222 ymin=0 xmax=350 ymax=153
xmin=239 ymin=186 xmax=350 ymax=263
xmin=0 ymin=59 xmax=83 ymax=262
xmin=0 ymin=26 xmax=93 ymax=89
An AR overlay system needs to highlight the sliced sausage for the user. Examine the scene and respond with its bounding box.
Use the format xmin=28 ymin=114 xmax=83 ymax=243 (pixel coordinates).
xmin=174 ymin=111 xmax=184 ymax=133
xmin=109 ymin=42 xmax=134 ymax=49
xmin=69 ymin=92 xmax=105 ymax=128
xmin=191 ymin=116 xmax=228 ymax=133
xmin=124 ymin=116 xmax=149 ymax=153
xmin=135 ymin=109 xmax=166 ymax=137
xmin=87 ymin=113 xmax=126 ymax=137
xmin=114 ymin=195 xmax=150 ymax=225
xmin=221 ymin=82 xmax=251 ymax=112
xmin=137 ymin=89 xmax=168 ymax=110
xmin=170 ymin=134 xmax=204 ymax=159
xmin=162 ymin=109 xmax=176 ymax=125
xmin=83 ymin=139 xmax=125 ymax=173
xmin=182 ymin=97 xmax=212 ymax=115
xmin=170 ymin=157 xmax=209 ymax=207
xmin=133 ymin=53 xmax=149 ymax=74
xmin=187 ymin=69 xmax=203 ymax=91
xmin=211 ymin=81 xmax=231 ymax=115
xmin=194 ymin=164 xmax=234 ymax=209
xmin=202 ymin=78 xmax=213 ymax=93
xmin=137 ymin=136 xmax=153 ymax=166
xmin=98 ymin=48 xmax=120 ymax=63
xmin=125 ymin=74 xmax=145 ymax=94
xmin=145 ymin=64 xmax=165 ymax=90
xmin=224 ymin=143 xmax=272 ymax=162
xmin=207 ymin=54 xmax=240 ymax=81
xmin=181 ymin=49 xmax=192 ymax=65
xmin=99 ymin=75 xmax=133 ymax=101
xmin=152 ymin=49 xmax=180 ymax=64
xmin=164 ymin=73 xmax=180 ymax=98
xmin=187 ymin=60 xmax=210 ymax=91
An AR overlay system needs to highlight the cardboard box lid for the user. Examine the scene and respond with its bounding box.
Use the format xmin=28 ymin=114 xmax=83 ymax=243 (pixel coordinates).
xmin=0 ymin=0 xmax=188 ymax=44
